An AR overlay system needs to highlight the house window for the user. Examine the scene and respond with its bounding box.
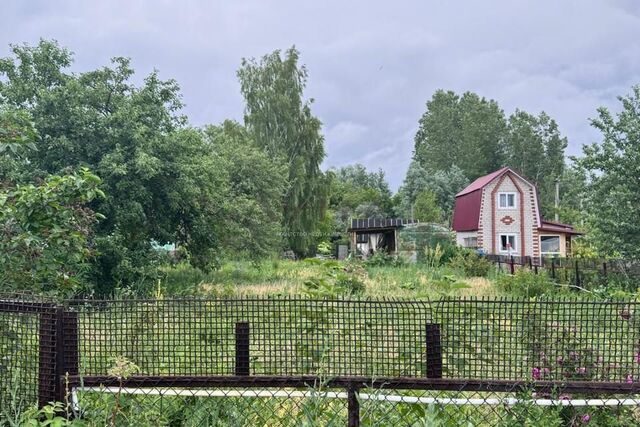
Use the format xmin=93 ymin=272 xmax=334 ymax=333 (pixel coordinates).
xmin=356 ymin=233 xmax=368 ymax=244
xmin=463 ymin=237 xmax=478 ymax=248
xmin=540 ymin=236 xmax=561 ymax=255
xmin=498 ymin=192 xmax=516 ymax=209
xmin=499 ymin=234 xmax=518 ymax=253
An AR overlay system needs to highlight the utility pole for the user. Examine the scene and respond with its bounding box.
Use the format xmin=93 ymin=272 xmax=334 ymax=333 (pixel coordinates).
xmin=554 ymin=178 xmax=560 ymax=222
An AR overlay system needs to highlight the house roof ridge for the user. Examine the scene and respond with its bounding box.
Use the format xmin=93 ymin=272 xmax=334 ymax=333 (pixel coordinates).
xmin=455 ymin=167 xmax=511 ymax=197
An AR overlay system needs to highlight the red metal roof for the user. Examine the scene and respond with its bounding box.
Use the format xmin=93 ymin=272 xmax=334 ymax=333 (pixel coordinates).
xmin=452 ymin=189 xmax=483 ymax=231
xmin=456 ymin=167 xmax=510 ymax=197
xmin=452 ymin=167 xmax=581 ymax=235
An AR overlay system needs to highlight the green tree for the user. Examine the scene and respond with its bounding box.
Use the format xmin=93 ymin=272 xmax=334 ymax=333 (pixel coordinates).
xmin=0 ymin=40 xmax=227 ymax=289
xmin=395 ymin=160 xmax=468 ymax=220
xmin=0 ymin=168 xmax=104 ymax=295
xmin=327 ymin=164 xmax=395 ymax=231
xmin=575 ymin=85 xmax=640 ymax=257
xmin=413 ymin=190 xmax=444 ymax=223
xmin=333 ymin=164 xmax=392 ymax=206
xmin=203 ymin=120 xmax=287 ymax=260
xmin=504 ymin=110 xmax=568 ymax=215
xmin=0 ymin=85 xmax=103 ymax=296
xmin=0 ymin=107 xmax=38 ymax=184
xmin=238 ymin=47 xmax=329 ymax=257
xmin=553 ymin=167 xmax=587 ymax=226
xmin=414 ymin=90 xmax=507 ymax=179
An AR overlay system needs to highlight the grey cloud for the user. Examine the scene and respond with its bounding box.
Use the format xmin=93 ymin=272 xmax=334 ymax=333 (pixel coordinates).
xmin=2 ymin=0 xmax=640 ymax=190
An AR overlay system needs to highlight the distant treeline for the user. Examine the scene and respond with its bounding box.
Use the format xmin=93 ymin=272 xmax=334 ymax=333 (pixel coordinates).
xmin=1 ymin=40 xmax=639 ymax=296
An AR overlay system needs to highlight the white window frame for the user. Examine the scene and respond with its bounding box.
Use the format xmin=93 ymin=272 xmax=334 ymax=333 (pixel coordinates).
xmin=499 ymin=233 xmax=518 ymax=253
xmin=540 ymin=235 xmax=561 ymax=256
xmin=498 ymin=192 xmax=517 ymax=209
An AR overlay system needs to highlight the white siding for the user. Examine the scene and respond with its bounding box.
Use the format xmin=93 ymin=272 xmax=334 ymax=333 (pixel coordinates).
xmin=456 ymin=231 xmax=478 ymax=247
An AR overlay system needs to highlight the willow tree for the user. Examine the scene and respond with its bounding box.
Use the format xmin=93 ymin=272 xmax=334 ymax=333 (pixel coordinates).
xmin=238 ymin=47 xmax=329 ymax=257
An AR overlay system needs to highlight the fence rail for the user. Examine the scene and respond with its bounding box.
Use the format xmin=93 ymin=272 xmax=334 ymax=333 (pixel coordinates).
xmin=3 ymin=295 xmax=640 ymax=426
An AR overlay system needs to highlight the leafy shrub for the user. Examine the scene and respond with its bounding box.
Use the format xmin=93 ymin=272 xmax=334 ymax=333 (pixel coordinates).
xmin=496 ymin=269 xmax=555 ymax=297
xmin=430 ymin=275 xmax=471 ymax=296
xmin=303 ymin=259 xmax=366 ymax=297
xmin=423 ymin=243 xmax=446 ymax=269
xmin=316 ymin=241 xmax=332 ymax=256
xmin=0 ymin=168 xmax=104 ymax=297
xmin=17 ymin=402 xmax=73 ymax=426
xmin=449 ymin=249 xmax=491 ymax=277
xmin=364 ymin=251 xmax=407 ymax=267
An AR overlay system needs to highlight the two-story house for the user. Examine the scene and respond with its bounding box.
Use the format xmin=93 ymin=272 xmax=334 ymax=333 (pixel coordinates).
xmin=452 ymin=167 xmax=581 ymax=257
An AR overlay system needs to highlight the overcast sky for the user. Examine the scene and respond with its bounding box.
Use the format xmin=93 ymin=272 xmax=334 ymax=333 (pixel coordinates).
xmin=3 ymin=0 xmax=640 ymax=190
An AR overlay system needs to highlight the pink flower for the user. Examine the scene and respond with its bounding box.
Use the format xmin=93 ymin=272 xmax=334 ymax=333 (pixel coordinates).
xmin=576 ymin=367 xmax=587 ymax=375
xmin=532 ymin=367 xmax=541 ymax=380
xmin=559 ymin=394 xmax=572 ymax=400
xmin=556 ymin=356 xmax=564 ymax=365
xmin=581 ymin=414 xmax=590 ymax=424
xmin=543 ymin=367 xmax=551 ymax=376
xmin=626 ymin=374 xmax=634 ymax=384
xmin=635 ymin=352 xmax=640 ymax=364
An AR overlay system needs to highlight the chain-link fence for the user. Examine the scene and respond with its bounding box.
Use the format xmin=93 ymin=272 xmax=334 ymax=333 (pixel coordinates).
xmin=3 ymin=296 xmax=640 ymax=426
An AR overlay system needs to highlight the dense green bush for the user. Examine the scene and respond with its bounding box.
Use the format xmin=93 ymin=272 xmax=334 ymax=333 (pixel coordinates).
xmin=496 ymin=269 xmax=555 ymax=298
xmin=363 ymin=251 xmax=407 ymax=267
xmin=303 ymin=258 xmax=366 ymax=297
xmin=0 ymin=168 xmax=104 ymax=297
xmin=449 ymin=249 xmax=492 ymax=277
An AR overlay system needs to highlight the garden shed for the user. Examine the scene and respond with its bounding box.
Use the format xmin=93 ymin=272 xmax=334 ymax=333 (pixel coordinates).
xmin=348 ymin=218 xmax=418 ymax=257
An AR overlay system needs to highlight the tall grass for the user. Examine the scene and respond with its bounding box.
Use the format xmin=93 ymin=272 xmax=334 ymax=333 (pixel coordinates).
xmin=155 ymin=259 xmax=502 ymax=299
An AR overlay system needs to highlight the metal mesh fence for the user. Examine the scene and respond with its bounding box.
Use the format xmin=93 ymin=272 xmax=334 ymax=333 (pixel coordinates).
xmin=486 ymin=254 xmax=640 ymax=290
xmin=435 ymin=298 xmax=640 ymax=382
xmin=69 ymin=298 xmax=432 ymax=378
xmin=0 ymin=297 xmax=56 ymax=419
xmin=3 ymin=295 xmax=640 ymax=426
xmin=67 ymin=297 xmax=640 ymax=383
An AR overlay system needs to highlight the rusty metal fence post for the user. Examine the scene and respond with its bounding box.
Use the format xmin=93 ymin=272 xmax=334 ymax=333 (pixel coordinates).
xmin=38 ymin=306 xmax=58 ymax=408
xmin=59 ymin=310 xmax=79 ymax=402
xmin=235 ymin=321 xmax=250 ymax=376
xmin=426 ymin=323 xmax=443 ymax=379
xmin=347 ymin=386 xmax=360 ymax=427
xmin=35 ymin=305 xmax=79 ymax=408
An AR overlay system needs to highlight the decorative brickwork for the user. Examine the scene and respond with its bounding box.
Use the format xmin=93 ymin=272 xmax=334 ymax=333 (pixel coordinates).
xmin=500 ymin=216 xmax=514 ymax=225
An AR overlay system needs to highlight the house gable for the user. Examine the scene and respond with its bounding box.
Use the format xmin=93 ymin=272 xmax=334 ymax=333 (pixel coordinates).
xmin=454 ymin=167 xmax=544 ymax=257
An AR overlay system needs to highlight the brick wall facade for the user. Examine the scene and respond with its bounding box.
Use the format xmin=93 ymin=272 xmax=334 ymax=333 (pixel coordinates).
xmin=479 ymin=171 xmax=540 ymax=257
